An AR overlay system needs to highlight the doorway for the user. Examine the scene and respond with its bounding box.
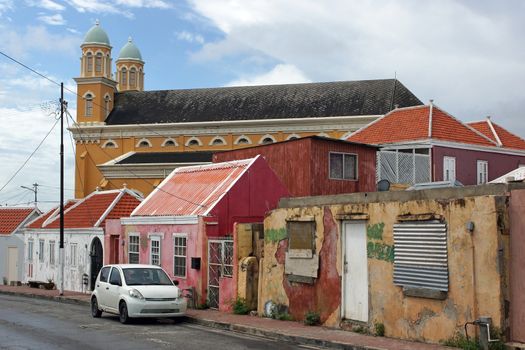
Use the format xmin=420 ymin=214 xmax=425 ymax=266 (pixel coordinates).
xmin=90 ymin=237 xmax=103 ymax=291
xmin=7 ymin=247 xmax=18 ymax=284
xmin=342 ymin=221 xmax=368 ymax=322
xmin=207 ymin=239 xmax=234 ymax=309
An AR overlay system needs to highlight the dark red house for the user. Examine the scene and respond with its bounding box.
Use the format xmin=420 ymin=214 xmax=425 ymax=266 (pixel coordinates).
xmin=213 ymin=136 xmax=378 ymax=196
xmin=348 ymin=103 xmax=525 ymax=185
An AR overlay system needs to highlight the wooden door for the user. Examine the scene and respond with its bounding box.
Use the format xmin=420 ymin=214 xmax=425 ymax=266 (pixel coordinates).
xmin=7 ymin=247 xmax=18 ymax=284
xmin=342 ymin=221 xmax=368 ymax=322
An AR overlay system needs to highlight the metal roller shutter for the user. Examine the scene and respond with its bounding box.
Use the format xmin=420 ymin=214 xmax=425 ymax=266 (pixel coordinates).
xmin=393 ymin=221 xmax=448 ymax=291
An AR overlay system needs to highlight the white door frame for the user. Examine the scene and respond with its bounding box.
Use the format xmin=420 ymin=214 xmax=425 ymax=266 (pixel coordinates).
xmin=341 ymin=221 xmax=369 ymax=322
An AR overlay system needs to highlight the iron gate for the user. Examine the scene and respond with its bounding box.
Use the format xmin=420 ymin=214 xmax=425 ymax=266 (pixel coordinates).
xmin=208 ymin=239 xmax=233 ymax=309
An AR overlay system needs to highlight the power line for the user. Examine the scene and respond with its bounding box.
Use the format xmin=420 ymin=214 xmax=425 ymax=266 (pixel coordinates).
xmin=0 ymin=117 xmax=60 ymax=194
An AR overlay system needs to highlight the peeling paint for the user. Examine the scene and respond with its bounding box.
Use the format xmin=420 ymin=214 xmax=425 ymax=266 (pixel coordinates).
xmin=367 ymin=241 xmax=394 ymax=262
xmin=265 ymin=228 xmax=287 ymax=243
xmin=367 ymin=223 xmax=385 ymax=240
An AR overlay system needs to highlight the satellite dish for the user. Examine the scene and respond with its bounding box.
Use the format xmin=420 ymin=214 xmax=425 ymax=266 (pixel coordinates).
xmin=377 ymin=179 xmax=390 ymax=192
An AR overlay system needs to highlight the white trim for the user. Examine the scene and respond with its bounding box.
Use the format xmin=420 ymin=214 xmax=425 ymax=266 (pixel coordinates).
xmin=286 ymin=133 xmax=301 ymax=140
xmin=209 ymin=136 xmax=226 ymax=146
xmin=149 ymin=235 xmax=161 ymax=266
xmin=317 ymin=132 xmax=330 ymax=138
xmin=339 ymin=131 xmax=354 ymax=140
xmin=82 ymin=91 xmax=96 ymax=98
xmin=101 ymin=139 xmax=118 ymax=148
xmin=147 ymin=232 xmax=165 ymax=239
xmin=94 ymin=190 xmax=125 ymax=227
xmin=161 ymin=138 xmax=178 ymax=147
xmin=233 ymin=135 xmax=252 ymax=145
xmin=428 ymin=101 xmax=433 ymax=138
xmin=185 ymin=136 xmax=202 ymax=147
xmin=328 ymin=151 xmax=358 ymax=181
xmin=122 ymin=216 xmax=199 ymax=225
xmin=202 ymin=156 xmax=259 ymax=216
xmin=135 ymin=138 xmax=152 ymax=148
xmin=486 ymin=118 xmax=503 ymax=146
xmin=378 ymin=139 xmax=525 ymax=156
xmin=259 ymin=134 xmax=276 ymax=145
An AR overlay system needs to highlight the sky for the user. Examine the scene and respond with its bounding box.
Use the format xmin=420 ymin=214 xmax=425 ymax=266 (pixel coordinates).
xmin=0 ymin=0 xmax=524 ymax=210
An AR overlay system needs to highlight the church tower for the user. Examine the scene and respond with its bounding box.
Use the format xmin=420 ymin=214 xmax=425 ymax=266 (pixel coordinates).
xmin=74 ymin=21 xmax=117 ymax=124
xmin=116 ymin=37 xmax=145 ymax=92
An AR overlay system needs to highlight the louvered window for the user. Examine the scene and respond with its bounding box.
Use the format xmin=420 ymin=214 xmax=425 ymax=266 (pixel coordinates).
xmin=393 ymin=221 xmax=448 ymax=292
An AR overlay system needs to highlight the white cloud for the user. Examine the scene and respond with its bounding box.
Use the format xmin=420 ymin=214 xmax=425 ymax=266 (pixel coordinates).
xmin=188 ymin=0 xmax=525 ymax=137
xmin=0 ymin=0 xmax=13 ymax=16
xmin=38 ymin=13 xmax=66 ymax=25
xmin=0 ymin=25 xmax=79 ymax=58
xmin=26 ymin=0 xmax=65 ymax=11
xmin=176 ymin=30 xmax=204 ymax=44
xmin=65 ymin=0 xmax=171 ymax=17
xmin=115 ymin=0 xmax=171 ymax=8
xmin=227 ymin=64 xmax=310 ymax=87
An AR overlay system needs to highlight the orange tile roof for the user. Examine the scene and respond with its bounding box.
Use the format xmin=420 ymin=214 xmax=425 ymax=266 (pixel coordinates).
xmin=133 ymin=157 xmax=256 ymax=216
xmin=468 ymin=120 xmax=525 ymax=150
xmin=27 ymin=190 xmax=141 ymax=230
xmin=348 ymin=105 xmax=496 ymax=147
xmin=0 ymin=207 xmax=36 ymax=235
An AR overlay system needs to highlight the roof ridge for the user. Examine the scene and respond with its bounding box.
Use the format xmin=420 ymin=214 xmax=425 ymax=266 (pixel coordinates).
xmin=485 ymin=118 xmax=502 ymax=146
xmin=175 ymin=158 xmax=254 ymax=173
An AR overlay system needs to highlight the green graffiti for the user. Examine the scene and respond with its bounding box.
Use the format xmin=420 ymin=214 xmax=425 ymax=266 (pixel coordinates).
xmin=367 ymin=223 xmax=385 ymax=240
xmin=265 ymin=228 xmax=287 ymax=243
xmin=367 ymin=241 xmax=394 ymax=263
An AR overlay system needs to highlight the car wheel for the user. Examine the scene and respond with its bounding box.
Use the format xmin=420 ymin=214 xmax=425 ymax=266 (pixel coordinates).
xmin=91 ymin=297 xmax=102 ymax=318
xmin=119 ymin=301 xmax=130 ymax=324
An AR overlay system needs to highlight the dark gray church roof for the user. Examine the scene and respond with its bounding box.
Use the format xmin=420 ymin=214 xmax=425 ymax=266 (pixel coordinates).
xmin=105 ymin=79 xmax=422 ymax=125
xmin=117 ymin=151 xmax=213 ymax=164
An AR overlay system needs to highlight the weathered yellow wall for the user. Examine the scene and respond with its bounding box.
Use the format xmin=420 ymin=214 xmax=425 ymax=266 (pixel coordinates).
xmin=260 ymin=195 xmax=507 ymax=343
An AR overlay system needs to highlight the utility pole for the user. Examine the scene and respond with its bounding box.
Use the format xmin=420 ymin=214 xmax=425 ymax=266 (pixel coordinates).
xmin=20 ymin=183 xmax=39 ymax=208
xmin=59 ymin=82 xmax=65 ymax=296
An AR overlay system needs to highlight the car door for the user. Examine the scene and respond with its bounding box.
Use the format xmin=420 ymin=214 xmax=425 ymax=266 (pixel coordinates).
xmin=106 ymin=267 xmax=123 ymax=313
xmin=96 ymin=266 xmax=111 ymax=308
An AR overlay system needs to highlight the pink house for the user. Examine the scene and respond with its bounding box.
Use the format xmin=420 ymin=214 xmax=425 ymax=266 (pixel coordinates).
xmin=117 ymin=156 xmax=289 ymax=310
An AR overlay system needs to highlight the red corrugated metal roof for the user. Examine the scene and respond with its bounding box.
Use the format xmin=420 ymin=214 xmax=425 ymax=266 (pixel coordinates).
xmin=133 ymin=158 xmax=255 ymax=216
xmin=0 ymin=207 xmax=35 ymax=235
xmin=468 ymin=119 xmax=525 ymax=150
xmin=348 ymin=105 xmax=496 ymax=147
xmin=27 ymin=190 xmax=141 ymax=230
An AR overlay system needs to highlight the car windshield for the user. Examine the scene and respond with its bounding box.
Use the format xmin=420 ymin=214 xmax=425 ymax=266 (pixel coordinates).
xmin=122 ymin=268 xmax=173 ymax=286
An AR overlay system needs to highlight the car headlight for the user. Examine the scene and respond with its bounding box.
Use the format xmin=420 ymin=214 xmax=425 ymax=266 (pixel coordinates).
xmin=129 ymin=288 xmax=144 ymax=300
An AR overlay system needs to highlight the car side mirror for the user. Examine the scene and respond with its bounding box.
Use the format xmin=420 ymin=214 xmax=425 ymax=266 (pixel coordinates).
xmin=173 ymin=280 xmax=179 ymax=286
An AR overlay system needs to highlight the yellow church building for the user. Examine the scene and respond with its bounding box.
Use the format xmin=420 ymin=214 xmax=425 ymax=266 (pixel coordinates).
xmin=71 ymin=22 xmax=422 ymax=198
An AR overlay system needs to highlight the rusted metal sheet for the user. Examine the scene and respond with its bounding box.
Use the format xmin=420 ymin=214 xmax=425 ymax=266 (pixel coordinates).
xmin=393 ymin=222 xmax=448 ymax=291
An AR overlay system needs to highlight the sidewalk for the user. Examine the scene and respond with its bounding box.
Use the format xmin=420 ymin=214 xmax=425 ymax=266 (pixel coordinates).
xmin=0 ymin=284 xmax=453 ymax=350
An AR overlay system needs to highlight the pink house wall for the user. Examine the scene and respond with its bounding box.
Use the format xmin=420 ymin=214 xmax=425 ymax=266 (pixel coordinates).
xmin=432 ymin=146 xmax=525 ymax=185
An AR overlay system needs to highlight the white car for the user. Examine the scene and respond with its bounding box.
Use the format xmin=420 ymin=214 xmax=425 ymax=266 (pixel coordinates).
xmin=91 ymin=264 xmax=187 ymax=324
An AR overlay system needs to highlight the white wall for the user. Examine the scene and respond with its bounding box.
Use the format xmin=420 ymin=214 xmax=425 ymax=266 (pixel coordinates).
xmin=23 ymin=229 xmax=104 ymax=292
xmin=0 ymin=234 xmax=24 ymax=284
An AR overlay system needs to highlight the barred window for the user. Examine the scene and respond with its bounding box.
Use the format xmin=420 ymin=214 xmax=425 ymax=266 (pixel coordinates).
xmin=49 ymin=241 xmax=55 ymax=265
xmin=129 ymin=235 xmax=139 ymax=264
xmin=329 ymin=152 xmax=357 ymax=180
xmin=173 ymin=236 xmax=187 ymax=277
xmin=223 ymin=241 xmax=234 ymax=277
xmin=150 ymin=237 xmax=161 ymax=266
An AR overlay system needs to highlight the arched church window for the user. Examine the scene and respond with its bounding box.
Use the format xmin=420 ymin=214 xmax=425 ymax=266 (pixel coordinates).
xmin=86 ymin=53 xmax=93 ymax=73
xmin=138 ymin=140 xmax=151 ymax=148
xmin=129 ymin=68 xmax=136 ymax=88
xmin=188 ymin=139 xmax=200 ymax=147
xmin=85 ymin=93 xmax=93 ymax=117
xmin=121 ymin=68 xmax=127 ymax=86
xmin=261 ymin=137 xmax=274 ymax=144
xmin=237 ymin=138 xmax=249 ymax=144
xmin=95 ymin=53 xmax=103 ymax=73
xmin=164 ymin=140 xmax=176 ymax=147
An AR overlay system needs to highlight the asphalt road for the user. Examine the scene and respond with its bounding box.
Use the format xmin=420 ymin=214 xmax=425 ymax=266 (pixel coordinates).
xmin=0 ymin=294 xmax=322 ymax=350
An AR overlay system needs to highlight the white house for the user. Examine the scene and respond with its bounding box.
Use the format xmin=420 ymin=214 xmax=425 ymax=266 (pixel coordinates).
xmin=0 ymin=207 xmax=41 ymax=285
xmin=23 ymin=188 xmax=141 ymax=292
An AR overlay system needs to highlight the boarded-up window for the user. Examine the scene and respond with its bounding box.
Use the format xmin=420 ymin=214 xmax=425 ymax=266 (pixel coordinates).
xmin=287 ymin=221 xmax=315 ymax=251
xmin=329 ymin=152 xmax=357 ymax=180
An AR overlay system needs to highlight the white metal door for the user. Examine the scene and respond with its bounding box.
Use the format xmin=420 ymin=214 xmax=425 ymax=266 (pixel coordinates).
xmin=342 ymin=222 xmax=368 ymax=322
xmin=443 ymin=156 xmax=456 ymax=181
xmin=7 ymin=247 xmax=18 ymax=284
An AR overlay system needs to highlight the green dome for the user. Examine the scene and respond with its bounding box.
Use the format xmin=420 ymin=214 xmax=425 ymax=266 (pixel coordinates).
xmin=118 ymin=37 xmax=143 ymax=61
xmin=83 ymin=20 xmax=110 ymax=46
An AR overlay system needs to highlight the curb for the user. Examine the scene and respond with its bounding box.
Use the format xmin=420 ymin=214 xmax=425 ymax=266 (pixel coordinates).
xmin=185 ymin=317 xmax=383 ymax=350
xmin=0 ymin=290 xmax=90 ymax=307
xmin=0 ymin=290 xmax=383 ymax=350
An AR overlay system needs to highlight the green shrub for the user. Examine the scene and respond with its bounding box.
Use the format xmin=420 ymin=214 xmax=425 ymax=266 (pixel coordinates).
xmin=442 ymin=332 xmax=478 ymax=350
xmin=270 ymin=303 xmax=293 ymax=321
xmin=232 ymin=297 xmax=250 ymax=315
xmin=374 ymin=322 xmax=385 ymax=336
xmin=304 ymin=311 xmax=320 ymax=326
